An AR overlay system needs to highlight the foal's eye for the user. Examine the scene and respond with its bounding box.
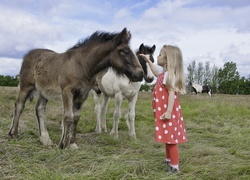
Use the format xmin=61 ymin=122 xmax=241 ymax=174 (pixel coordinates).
xmin=120 ymin=49 xmax=130 ymax=56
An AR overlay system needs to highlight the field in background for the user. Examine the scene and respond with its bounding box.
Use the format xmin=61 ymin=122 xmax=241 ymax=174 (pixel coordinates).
xmin=0 ymin=86 xmax=250 ymax=180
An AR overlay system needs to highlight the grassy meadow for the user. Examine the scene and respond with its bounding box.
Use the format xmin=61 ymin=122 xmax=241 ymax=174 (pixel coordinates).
xmin=0 ymin=86 xmax=249 ymax=180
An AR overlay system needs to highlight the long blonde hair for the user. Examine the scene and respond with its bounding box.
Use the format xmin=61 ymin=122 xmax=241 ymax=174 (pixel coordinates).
xmin=162 ymin=45 xmax=186 ymax=94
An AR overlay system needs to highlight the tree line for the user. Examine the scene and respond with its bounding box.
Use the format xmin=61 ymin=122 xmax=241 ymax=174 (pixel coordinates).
xmin=140 ymin=61 xmax=250 ymax=95
xmin=0 ymin=75 xmax=19 ymax=87
xmin=186 ymin=61 xmax=250 ymax=95
xmin=1 ymin=61 xmax=250 ymax=94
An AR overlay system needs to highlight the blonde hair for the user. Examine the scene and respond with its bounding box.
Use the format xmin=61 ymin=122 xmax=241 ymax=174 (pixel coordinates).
xmin=162 ymin=45 xmax=186 ymax=94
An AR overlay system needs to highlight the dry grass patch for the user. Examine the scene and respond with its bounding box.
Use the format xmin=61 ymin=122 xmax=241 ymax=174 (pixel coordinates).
xmin=0 ymin=87 xmax=250 ymax=179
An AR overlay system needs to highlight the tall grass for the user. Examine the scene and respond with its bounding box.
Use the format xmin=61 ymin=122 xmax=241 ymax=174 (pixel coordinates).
xmin=0 ymin=87 xmax=249 ymax=179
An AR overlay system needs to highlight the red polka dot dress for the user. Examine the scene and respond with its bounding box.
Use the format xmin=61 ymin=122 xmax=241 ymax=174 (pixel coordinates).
xmin=152 ymin=72 xmax=187 ymax=144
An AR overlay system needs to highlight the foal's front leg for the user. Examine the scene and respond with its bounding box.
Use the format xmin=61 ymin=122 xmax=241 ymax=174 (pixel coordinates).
xmin=126 ymin=94 xmax=138 ymax=139
xmin=59 ymin=89 xmax=74 ymax=149
xmin=69 ymin=108 xmax=81 ymax=150
xmin=93 ymin=91 xmax=102 ymax=133
xmin=35 ymin=94 xmax=53 ymax=147
xmin=110 ymin=93 xmax=122 ymax=138
xmin=69 ymin=93 xmax=88 ymax=149
xmin=100 ymin=95 xmax=109 ymax=133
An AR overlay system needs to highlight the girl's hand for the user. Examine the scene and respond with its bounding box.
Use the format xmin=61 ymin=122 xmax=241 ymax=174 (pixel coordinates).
xmin=139 ymin=54 xmax=150 ymax=63
xmin=160 ymin=111 xmax=171 ymax=121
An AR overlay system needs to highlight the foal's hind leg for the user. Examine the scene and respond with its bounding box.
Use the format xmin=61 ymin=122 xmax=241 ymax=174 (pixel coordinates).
xmin=8 ymin=87 xmax=34 ymax=138
xmin=59 ymin=89 xmax=74 ymax=149
xmin=94 ymin=91 xmax=108 ymax=133
xmin=35 ymin=94 xmax=53 ymax=147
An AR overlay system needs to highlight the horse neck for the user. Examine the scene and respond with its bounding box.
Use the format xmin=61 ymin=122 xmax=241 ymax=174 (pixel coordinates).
xmin=100 ymin=68 xmax=141 ymax=97
xmin=76 ymin=43 xmax=114 ymax=78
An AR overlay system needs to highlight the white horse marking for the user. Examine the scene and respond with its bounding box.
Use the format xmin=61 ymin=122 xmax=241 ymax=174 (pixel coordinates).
xmin=93 ymin=44 xmax=156 ymax=138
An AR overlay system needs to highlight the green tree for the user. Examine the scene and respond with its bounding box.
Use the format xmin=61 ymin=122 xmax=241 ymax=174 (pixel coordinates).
xmin=0 ymin=75 xmax=19 ymax=86
xmin=238 ymin=77 xmax=250 ymax=95
xmin=196 ymin=62 xmax=204 ymax=84
xmin=203 ymin=61 xmax=212 ymax=85
xmin=247 ymin=74 xmax=250 ymax=81
xmin=211 ymin=65 xmax=219 ymax=93
xmin=218 ymin=62 xmax=240 ymax=94
xmin=140 ymin=82 xmax=151 ymax=91
xmin=186 ymin=60 xmax=196 ymax=83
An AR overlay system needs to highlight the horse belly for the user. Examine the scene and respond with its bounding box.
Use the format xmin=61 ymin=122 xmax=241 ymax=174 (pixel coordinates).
xmin=34 ymin=57 xmax=63 ymax=99
xmin=34 ymin=71 xmax=62 ymax=99
xmin=121 ymin=82 xmax=141 ymax=99
xmin=36 ymin=81 xmax=62 ymax=99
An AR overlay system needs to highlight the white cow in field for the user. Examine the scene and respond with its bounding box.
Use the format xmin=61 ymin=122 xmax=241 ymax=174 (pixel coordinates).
xmin=189 ymin=82 xmax=212 ymax=97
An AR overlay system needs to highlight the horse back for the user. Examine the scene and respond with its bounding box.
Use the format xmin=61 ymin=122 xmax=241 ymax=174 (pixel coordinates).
xmin=18 ymin=49 xmax=55 ymax=87
xmin=20 ymin=49 xmax=70 ymax=96
xmin=20 ymin=49 xmax=55 ymax=73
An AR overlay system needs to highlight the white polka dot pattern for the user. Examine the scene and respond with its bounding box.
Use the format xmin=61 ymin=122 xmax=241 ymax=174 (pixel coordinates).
xmin=152 ymin=73 xmax=187 ymax=144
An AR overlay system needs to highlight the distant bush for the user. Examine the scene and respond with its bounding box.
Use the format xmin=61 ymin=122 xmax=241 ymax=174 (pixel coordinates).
xmin=0 ymin=75 xmax=19 ymax=86
xmin=140 ymin=83 xmax=154 ymax=92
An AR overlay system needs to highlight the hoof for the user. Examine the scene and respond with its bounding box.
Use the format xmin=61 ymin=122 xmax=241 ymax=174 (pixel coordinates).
xmin=95 ymin=128 xmax=102 ymax=134
xmin=40 ymin=133 xmax=53 ymax=147
xmin=41 ymin=140 xmax=54 ymax=148
xmin=129 ymin=134 xmax=137 ymax=139
xmin=110 ymin=132 xmax=119 ymax=139
xmin=8 ymin=132 xmax=18 ymax=140
xmin=69 ymin=143 xmax=79 ymax=150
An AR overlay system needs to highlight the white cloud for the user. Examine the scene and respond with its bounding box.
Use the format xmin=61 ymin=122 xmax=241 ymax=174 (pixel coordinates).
xmin=115 ymin=8 xmax=131 ymax=19
xmin=0 ymin=0 xmax=250 ymax=77
xmin=0 ymin=5 xmax=62 ymax=58
xmin=0 ymin=57 xmax=22 ymax=76
xmin=127 ymin=0 xmax=250 ymax=77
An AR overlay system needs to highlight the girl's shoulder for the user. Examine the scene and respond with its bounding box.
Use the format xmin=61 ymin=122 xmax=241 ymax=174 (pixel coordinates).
xmin=162 ymin=72 xmax=168 ymax=85
xmin=157 ymin=71 xmax=166 ymax=77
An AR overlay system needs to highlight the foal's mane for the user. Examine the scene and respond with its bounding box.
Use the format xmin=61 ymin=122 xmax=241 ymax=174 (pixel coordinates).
xmin=68 ymin=31 xmax=118 ymax=50
xmin=135 ymin=45 xmax=152 ymax=54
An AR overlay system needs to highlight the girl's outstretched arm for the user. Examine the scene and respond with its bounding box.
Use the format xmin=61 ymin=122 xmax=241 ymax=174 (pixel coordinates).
xmin=139 ymin=54 xmax=160 ymax=77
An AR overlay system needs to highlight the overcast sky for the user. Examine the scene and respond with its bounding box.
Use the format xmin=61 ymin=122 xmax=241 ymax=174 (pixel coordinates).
xmin=0 ymin=0 xmax=250 ymax=78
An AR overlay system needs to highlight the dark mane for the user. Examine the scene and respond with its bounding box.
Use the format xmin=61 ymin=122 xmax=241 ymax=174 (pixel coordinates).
xmin=69 ymin=31 xmax=118 ymax=50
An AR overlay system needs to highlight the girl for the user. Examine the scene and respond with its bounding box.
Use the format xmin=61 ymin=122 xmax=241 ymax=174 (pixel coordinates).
xmin=140 ymin=45 xmax=187 ymax=174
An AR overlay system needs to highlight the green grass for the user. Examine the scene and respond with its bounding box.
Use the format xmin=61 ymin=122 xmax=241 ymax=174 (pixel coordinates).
xmin=0 ymin=86 xmax=250 ymax=179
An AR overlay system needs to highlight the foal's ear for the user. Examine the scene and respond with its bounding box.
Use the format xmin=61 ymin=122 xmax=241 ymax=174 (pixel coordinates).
xmin=150 ymin=45 xmax=156 ymax=54
xmin=116 ymin=28 xmax=131 ymax=45
xmin=139 ymin=43 xmax=145 ymax=51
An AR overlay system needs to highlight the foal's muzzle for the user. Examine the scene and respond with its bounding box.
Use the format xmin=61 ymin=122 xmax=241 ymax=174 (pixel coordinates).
xmin=131 ymin=70 xmax=143 ymax=82
xmin=144 ymin=76 xmax=154 ymax=83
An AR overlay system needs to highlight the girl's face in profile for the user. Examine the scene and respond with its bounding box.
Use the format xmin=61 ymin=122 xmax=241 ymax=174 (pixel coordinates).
xmin=157 ymin=49 xmax=166 ymax=68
